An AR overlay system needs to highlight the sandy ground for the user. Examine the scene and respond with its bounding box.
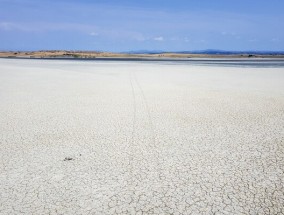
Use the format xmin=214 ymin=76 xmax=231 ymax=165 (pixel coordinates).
xmin=0 ymin=59 xmax=284 ymax=215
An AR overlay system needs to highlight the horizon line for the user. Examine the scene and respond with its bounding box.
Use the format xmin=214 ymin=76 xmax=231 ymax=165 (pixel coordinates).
xmin=1 ymin=49 xmax=284 ymax=54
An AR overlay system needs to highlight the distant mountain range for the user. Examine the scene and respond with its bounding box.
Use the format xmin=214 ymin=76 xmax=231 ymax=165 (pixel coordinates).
xmin=124 ymin=49 xmax=284 ymax=55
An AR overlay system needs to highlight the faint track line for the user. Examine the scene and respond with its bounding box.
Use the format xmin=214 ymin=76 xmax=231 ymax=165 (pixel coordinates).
xmin=133 ymin=71 xmax=157 ymax=148
xmin=128 ymin=71 xmax=137 ymax=188
xmin=129 ymin=71 xmax=137 ymax=149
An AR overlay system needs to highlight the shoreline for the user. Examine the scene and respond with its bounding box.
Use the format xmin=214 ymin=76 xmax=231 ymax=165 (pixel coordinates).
xmin=2 ymin=56 xmax=284 ymax=68
xmin=1 ymin=51 xmax=284 ymax=59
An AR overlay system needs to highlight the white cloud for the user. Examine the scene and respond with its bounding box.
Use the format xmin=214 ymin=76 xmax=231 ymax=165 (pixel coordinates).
xmin=0 ymin=21 xmax=99 ymax=33
xmin=133 ymin=35 xmax=147 ymax=41
xmin=0 ymin=22 xmax=10 ymax=30
xmin=271 ymin=38 xmax=280 ymax=42
xmin=193 ymin=39 xmax=207 ymax=44
xmin=0 ymin=22 xmax=24 ymax=31
xmin=184 ymin=37 xmax=190 ymax=42
xmin=248 ymin=38 xmax=258 ymax=42
xmin=154 ymin=36 xmax=164 ymax=41
xmin=221 ymin=31 xmax=237 ymax=36
xmin=90 ymin=32 xmax=99 ymax=36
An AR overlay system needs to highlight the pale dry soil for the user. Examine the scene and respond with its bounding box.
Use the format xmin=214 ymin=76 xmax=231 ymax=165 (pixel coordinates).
xmin=0 ymin=59 xmax=284 ymax=215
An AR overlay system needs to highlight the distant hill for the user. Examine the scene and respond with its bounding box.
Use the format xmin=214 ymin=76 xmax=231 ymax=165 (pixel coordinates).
xmin=1 ymin=50 xmax=284 ymax=59
xmin=124 ymin=50 xmax=284 ymax=55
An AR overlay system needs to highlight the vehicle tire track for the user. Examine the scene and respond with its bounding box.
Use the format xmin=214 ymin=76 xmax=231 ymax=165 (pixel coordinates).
xmin=129 ymin=71 xmax=137 ymax=152
xmin=128 ymin=71 xmax=137 ymax=188
xmin=133 ymin=71 xmax=157 ymax=148
xmin=132 ymin=71 xmax=163 ymax=183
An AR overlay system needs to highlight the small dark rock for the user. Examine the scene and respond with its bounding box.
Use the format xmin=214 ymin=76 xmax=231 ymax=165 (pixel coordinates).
xmin=64 ymin=157 xmax=74 ymax=161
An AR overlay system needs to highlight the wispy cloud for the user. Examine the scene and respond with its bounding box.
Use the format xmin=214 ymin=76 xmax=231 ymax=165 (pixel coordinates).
xmin=89 ymin=32 xmax=99 ymax=36
xmin=248 ymin=38 xmax=258 ymax=42
xmin=184 ymin=37 xmax=190 ymax=42
xmin=0 ymin=22 xmax=29 ymax=31
xmin=271 ymin=38 xmax=280 ymax=42
xmin=154 ymin=36 xmax=164 ymax=41
xmin=0 ymin=21 xmax=98 ymax=33
xmin=221 ymin=31 xmax=237 ymax=36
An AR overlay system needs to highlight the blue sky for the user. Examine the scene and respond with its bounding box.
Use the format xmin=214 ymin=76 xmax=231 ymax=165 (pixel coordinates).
xmin=0 ymin=0 xmax=283 ymax=52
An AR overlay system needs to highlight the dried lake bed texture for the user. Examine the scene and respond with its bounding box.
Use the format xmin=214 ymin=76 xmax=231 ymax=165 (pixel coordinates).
xmin=0 ymin=58 xmax=284 ymax=214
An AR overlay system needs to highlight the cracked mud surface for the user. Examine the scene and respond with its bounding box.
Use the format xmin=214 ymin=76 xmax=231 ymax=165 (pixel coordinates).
xmin=0 ymin=59 xmax=284 ymax=214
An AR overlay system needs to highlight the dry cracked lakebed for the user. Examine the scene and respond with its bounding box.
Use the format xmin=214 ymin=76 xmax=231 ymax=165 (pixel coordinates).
xmin=0 ymin=58 xmax=284 ymax=214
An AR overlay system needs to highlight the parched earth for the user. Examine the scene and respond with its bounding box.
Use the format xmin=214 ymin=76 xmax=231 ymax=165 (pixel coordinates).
xmin=0 ymin=59 xmax=284 ymax=214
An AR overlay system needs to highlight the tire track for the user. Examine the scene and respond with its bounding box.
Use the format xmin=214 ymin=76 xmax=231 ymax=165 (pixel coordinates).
xmin=129 ymin=71 xmax=137 ymax=152
xmin=132 ymin=71 xmax=163 ymax=182
xmin=128 ymin=71 xmax=137 ymax=189
xmin=132 ymin=71 xmax=157 ymax=149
